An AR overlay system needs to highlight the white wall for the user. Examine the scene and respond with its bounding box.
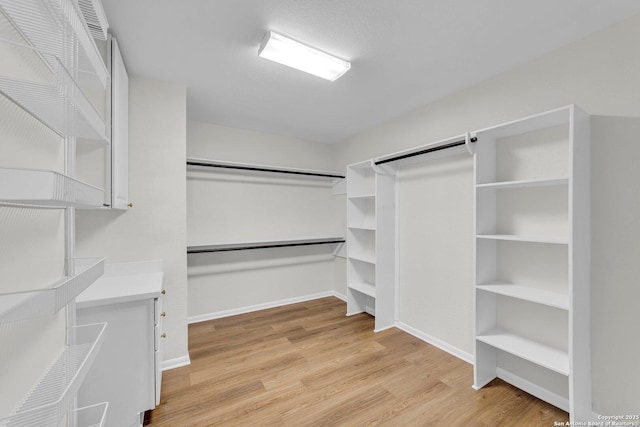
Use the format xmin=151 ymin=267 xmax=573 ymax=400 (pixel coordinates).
xmin=187 ymin=122 xmax=345 ymax=320
xmin=76 ymin=77 xmax=188 ymax=363
xmin=336 ymin=13 xmax=640 ymax=415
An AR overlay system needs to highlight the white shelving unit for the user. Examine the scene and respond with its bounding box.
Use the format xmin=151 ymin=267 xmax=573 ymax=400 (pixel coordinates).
xmin=0 ymin=257 xmax=104 ymax=323
xmin=0 ymin=323 xmax=107 ymax=426
xmin=0 ymin=168 xmax=105 ymax=208
xmin=0 ymin=0 xmax=111 ymax=425
xmin=346 ymin=159 xmax=396 ymax=331
xmin=473 ymin=105 xmax=591 ymax=421
xmin=74 ymin=402 xmax=109 ymax=427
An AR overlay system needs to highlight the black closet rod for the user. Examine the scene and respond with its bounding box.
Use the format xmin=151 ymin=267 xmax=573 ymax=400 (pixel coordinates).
xmin=374 ymin=137 xmax=477 ymax=166
xmin=187 ymin=161 xmax=345 ymax=179
xmin=187 ymin=239 xmax=345 ymax=254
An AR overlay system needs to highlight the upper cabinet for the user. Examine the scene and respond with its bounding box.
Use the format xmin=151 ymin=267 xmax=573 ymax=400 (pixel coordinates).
xmin=110 ymin=36 xmax=129 ymax=210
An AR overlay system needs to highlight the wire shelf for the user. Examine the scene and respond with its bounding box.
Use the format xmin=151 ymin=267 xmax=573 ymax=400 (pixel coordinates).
xmin=0 ymin=258 xmax=104 ymax=324
xmin=0 ymin=0 xmax=109 ymax=88
xmin=0 ymin=322 xmax=107 ymax=427
xmin=0 ymin=167 xmax=105 ymax=208
xmin=73 ymin=402 xmax=108 ymax=427
xmin=0 ymin=39 xmax=108 ymax=142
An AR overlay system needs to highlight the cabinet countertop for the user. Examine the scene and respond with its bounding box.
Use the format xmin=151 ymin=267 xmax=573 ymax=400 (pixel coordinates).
xmin=77 ymin=260 xmax=163 ymax=309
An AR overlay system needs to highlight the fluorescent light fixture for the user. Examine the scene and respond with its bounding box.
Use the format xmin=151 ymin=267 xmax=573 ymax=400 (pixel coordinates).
xmin=258 ymin=31 xmax=350 ymax=81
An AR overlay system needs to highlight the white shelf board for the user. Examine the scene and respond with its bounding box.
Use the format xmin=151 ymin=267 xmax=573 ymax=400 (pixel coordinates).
xmin=474 ymin=105 xmax=571 ymax=140
xmin=74 ymin=402 xmax=108 ymax=427
xmin=348 ymin=253 xmax=376 ymax=265
xmin=476 ymin=177 xmax=568 ymax=190
xmin=476 ymin=234 xmax=568 ymax=245
xmin=187 ymin=237 xmax=345 ymax=253
xmin=0 ymin=167 xmax=105 ymax=208
xmin=476 ymin=329 xmax=569 ymax=376
xmin=0 ymin=40 xmax=108 ymax=142
xmin=348 ymin=193 xmax=376 ymax=200
xmin=0 ymin=257 xmax=105 ymax=323
xmin=186 ymin=158 xmax=344 ymax=179
xmin=476 ymin=283 xmax=569 ymax=310
xmin=0 ymin=323 xmax=107 ymax=427
xmin=348 ymin=225 xmax=376 ymax=231
xmin=347 ymin=159 xmax=373 ymax=170
xmin=348 ymin=281 xmax=376 ymax=298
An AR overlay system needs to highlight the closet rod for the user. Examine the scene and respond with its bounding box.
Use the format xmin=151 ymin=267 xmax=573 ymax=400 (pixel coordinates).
xmin=186 ymin=160 xmax=345 ymax=179
xmin=187 ymin=239 xmax=345 ymax=254
xmin=374 ymin=137 xmax=477 ymax=166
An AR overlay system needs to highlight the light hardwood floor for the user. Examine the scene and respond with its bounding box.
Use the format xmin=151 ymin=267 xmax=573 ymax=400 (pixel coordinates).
xmin=147 ymin=297 xmax=568 ymax=426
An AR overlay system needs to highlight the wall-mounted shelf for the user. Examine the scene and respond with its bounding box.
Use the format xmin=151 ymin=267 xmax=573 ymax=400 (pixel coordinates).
xmin=0 ymin=322 xmax=107 ymax=427
xmin=73 ymin=402 xmax=109 ymax=427
xmin=348 ymin=281 xmax=376 ymax=298
xmin=476 ymin=329 xmax=569 ymax=376
xmin=476 ymin=283 xmax=569 ymax=310
xmin=187 ymin=237 xmax=345 ymax=253
xmin=186 ymin=158 xmax=345 ymax=179
xmin=0 ymin=40 xmax=108 ymax=142
xmin=476 ymin=234 xmax=568 ymax=245
xmin=0 ymin=168 xmax=105 ymax=208
xmin=0 ymin=0 xmax=109 ymax=88
xmin=0 ymin=258 xmax=105 ymax=324
xmin=476 ymin=177 xmax=568 ymax=189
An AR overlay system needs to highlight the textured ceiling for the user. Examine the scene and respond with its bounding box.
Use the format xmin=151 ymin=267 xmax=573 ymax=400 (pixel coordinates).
xmin=102 ymin=0 xmax=640 ymax=143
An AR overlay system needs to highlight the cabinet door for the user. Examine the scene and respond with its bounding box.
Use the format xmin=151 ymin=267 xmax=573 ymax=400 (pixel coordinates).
xmin=111 ymin=37 xmax=129 ymax=210
xmin=77 ymin=299 xmax=155 ymax=427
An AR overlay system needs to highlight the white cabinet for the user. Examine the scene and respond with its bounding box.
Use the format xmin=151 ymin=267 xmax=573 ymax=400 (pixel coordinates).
xmin=76 ymin=261 xmax=164 ymax=427
xmin=473 ymin=105 xmax=591 ymax=421
xmin=346 ymin=160 xmax=396 ymax=331
xmin=109 ymin=36 xmax=129 ymax=210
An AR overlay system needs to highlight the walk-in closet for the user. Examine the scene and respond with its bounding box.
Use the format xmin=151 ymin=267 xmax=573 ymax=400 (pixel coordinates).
xmin=1 ymin=1 xmax=639 ymax=426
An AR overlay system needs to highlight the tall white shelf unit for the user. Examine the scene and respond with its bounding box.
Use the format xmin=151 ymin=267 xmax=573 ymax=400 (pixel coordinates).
xmin=0 ymin=0 xmax=111 ymax=424
xmin=473 ymin=105 xmax=591 ymax=421
xmin=346 ymin=160 xmax=396 ymax=331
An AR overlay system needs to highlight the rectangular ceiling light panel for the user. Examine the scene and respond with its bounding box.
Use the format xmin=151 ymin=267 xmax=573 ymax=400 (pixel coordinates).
xmin=258 ymin=31 xmax=350 ymax=81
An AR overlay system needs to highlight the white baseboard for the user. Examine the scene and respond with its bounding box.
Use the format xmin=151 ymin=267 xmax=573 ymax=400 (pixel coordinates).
xmin=188 ymin=291 xmax=342 ymax=324
xmin=162 ymin=354 xmax=191 ymax=371
xmin=332 ymin=290 xmax=347 ymax=302
xmin=496 ymin=367 xmax=569 ymax=412
xmin=395 ymin=321 xmax=474 ymax=365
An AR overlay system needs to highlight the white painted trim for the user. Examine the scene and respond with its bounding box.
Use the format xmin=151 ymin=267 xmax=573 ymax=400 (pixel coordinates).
xmin=187 ymin=291 xmax=336 ymax=324
xmin=395 ymin=321 xmax=474 ymax=365
xmin=374 ymin=324 xmax=395 ymax=333
xmin=332 ymin=291 xmax=347 ymax=302
xmin=162 ymin=355 xmax=191 ymax=371
xmin=496 ymin=367 xmax=569 ymax=412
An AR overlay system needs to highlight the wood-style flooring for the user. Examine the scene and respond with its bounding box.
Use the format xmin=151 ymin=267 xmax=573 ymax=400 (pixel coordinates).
xmin=146 ymin=297 xmax=568 ymax=426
